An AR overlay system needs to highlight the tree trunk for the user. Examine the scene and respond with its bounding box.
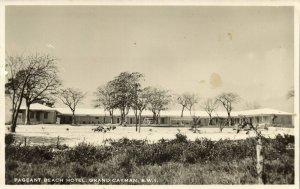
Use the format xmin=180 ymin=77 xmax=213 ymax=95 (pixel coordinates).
xmin=138 ymin=111 xmax=142 ymax=133
xmin=227 ymin=112 xmax=231 ymax=126
xmin=220 ymin=126 xmax=223 ymax=132
xmin=135 ymin=109 xmax=138 ymax=132
xmin=218 ymin=118 xmax=223 ymax=132
xmin=11 ymin=98 xmax=24 ymax=133
xmin=158 ymin=113 xmax=160 ymax=125
xmin=72 ymin=112 xmax=75 ymax=125
xmin=208 ymin=114 xmax=212 ymax=126
xmin=152 ymin=111 xmax=156 ymax=125
xmin=11 ymin=109 xmax=16 ymax=128
xmin=104 ymin=113 xmax=106 ymax=124
xmin=256 ymin=136 xmax=264 ymax=184
xmin=11 ymin=110 xmax=19 ymax=132
xmin=25 ymin=103 xmax=31 ymax=125
xmin=120 ymin=109 xmax=127 ymax=126
xmin=180 ymin=107 xmax=185 ymax=125
xmin=11 ymin=119 xmax=17 ymax=132
xmin=124 ymin=112 xmax=127 ymax=126
xmin=110 ymin=111 xmax=114 ymax=124
xmin=120 ymin=109 xmax=125 ymax=125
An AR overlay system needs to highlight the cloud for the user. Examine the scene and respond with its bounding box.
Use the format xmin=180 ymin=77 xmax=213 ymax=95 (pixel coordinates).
xmin=46 ymin=43 xmax=55 ymax=49
xmin=209 ymin=73 xmax=223 ymax=89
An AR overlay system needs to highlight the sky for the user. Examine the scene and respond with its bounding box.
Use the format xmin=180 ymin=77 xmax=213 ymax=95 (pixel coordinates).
xmin=5 ymin=6 xmax=295 ymax=112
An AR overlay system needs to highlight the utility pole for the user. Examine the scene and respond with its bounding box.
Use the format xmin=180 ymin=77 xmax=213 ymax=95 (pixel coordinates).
xmin=135 ymin=83 xmax=138 ymax=132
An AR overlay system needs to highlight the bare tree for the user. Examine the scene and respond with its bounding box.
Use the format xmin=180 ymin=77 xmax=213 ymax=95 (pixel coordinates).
xmin=177 ymin=93 xmax=199 ymax=124
xmin=186 ymin=94 xmax=199 ymax=115
xmin=22 ymin=54 xmax=61 ymax=124
xmin=94 ymin=83 xmax=115 ymax=124
xmin=6 ymin=55 xmax=28 ymax=132
xmin=215 ymin=112 xmax=226 ymax=132
xmin=201 ymin=98 xmax=218 ymax=126
xmin=58 ymin=88 xmax=85 ymax=125
xmin=177 ymin=93 xmax=189 ymax=119
xmin=216 ymin=92 xmax=240 ymax=126
xmin=5 ymin=53 xmax=60 ymax=132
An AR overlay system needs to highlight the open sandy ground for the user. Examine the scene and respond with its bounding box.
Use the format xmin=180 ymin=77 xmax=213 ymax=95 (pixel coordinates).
xmin=5 ymin=124 xmax=294 ymax=147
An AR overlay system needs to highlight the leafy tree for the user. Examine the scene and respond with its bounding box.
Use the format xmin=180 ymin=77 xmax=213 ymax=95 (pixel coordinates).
xmin=201 ymin=98 xmax=218 ymax=125
xmin=94 ymin=83 xmax=115 ymax=124
xmin=147 ymin=87 xmax=171 ymax=124
xmin=58 ymin=88 xmax=85 ymax=125
xmin=109 ymin=72 xmax=144 ymax=125
xmin=133 ymin=87 xmax=152 ymax=132
xmin=216 ymin=92 xmax=240 ymax=126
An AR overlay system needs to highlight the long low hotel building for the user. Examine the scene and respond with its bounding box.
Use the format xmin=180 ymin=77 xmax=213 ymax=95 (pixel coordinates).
xmin=5 ymin=103 xmax=294 ymax=127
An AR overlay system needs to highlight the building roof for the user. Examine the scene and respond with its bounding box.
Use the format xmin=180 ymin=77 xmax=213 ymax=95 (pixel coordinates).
xmin=234 ymin=108 xmax=294 ymax=116
xmin=19 ymin=103 xmax=294 ymax=117
xmin=55 ymin=108 xmax=107 ymax=116
xmin=20 ymin=103 xmax=56 ymax=111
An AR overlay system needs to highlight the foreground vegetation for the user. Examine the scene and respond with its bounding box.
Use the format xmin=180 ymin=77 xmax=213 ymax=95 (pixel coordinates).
xmin=5 ymin=133 xmax=294 ymax=185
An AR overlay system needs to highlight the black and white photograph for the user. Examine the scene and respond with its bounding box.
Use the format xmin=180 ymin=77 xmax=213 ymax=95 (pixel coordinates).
xmin=1 ymin=0 xmax=299 ymax=187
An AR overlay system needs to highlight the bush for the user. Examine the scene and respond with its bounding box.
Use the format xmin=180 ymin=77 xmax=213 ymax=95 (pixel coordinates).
xmin=173 ymin=133 xmax=188 ymax=143
xmin=5 ymin=134 xmax=15 ymax=146
xmin=5 ymin=134 xmax=294 ymax=184
xmin=6 ymin=160 xmax=19 ymax=171
xmin=67 ymin=142 xmax=113 ymax=164
xmin=5 ymin=145 xmax=54 ymax=162
xmin=109 ymin=137 xmax=148 ymax=148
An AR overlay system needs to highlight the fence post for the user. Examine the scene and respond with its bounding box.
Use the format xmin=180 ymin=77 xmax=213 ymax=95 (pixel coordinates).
xmin=57 ymin=136 xmax=60 ymax=148
xmin=24 ymin=137 xmax=27 ymax=146
xmin=256 ymin=136 xmax=264 ymax=184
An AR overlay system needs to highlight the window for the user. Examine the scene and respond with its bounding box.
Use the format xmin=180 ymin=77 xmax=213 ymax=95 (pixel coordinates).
xmin=44 ymin=112 xmax=48 ymax=119
xmin=30 ymin=112 xmax=34 ymax=119
xmin=95 ymin=117 xmax=99 ymax=119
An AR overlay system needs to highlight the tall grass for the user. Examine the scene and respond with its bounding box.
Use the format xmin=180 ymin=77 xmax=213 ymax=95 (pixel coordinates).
xmin=5 ymin=133 xmax=294 ymax=185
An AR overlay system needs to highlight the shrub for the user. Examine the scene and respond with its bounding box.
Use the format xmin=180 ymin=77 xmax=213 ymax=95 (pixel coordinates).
xmin=5 ymin=134 xmax=15 ymax=146
xmin=173 ymin=133 xmax=188 ymax=143
xmin=109 ymin=137 xmax=148 ymax=148
xmin=67 ymin=142 xmax=113 ymax=164
xmin=5 ymin=134 xmax=294 ymax=184
xmin=5 ymin=145 xmax=54 ymax=162
xmin=5 ymin=160 xmax=19 ymax=171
